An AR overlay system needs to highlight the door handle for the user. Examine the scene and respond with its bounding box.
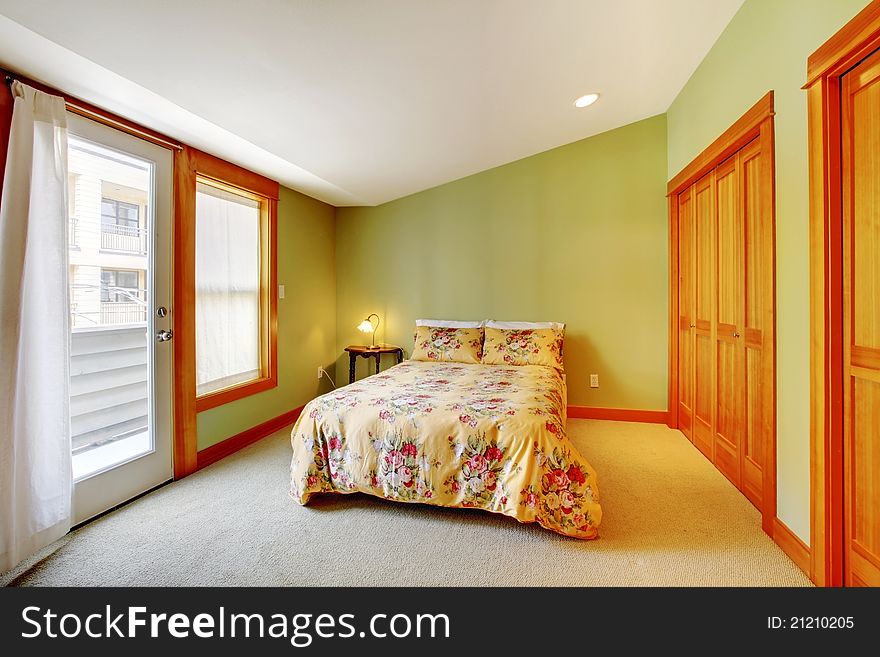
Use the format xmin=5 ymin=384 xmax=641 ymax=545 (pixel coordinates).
xmin=156 ymin=329 xmax=173 ymax=342
xmin=733 ymin=331 xmax=740 ymax=338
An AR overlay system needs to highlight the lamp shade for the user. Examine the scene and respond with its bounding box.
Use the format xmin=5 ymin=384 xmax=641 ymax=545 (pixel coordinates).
xmin=357 ymin=313 xmax=380 ymax=348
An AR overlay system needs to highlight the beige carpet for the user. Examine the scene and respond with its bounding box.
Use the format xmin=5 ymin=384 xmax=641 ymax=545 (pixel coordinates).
xmin=2 ymin=419 xmax=811 ymax=586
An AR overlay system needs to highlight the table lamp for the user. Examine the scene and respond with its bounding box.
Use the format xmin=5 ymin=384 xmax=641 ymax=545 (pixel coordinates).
xmin=357 ymin=313 xmax=380 ymax=348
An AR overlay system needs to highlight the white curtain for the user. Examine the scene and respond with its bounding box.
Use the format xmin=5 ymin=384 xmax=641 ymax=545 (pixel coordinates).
xmin=0 ymin=82 xmax=71 ymax=572
xmin=195 ymin=181 xmax=261 ymax=395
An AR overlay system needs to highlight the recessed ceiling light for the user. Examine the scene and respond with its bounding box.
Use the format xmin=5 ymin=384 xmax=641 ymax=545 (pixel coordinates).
xmin=574 ymin=93 xmax=600 ymax=108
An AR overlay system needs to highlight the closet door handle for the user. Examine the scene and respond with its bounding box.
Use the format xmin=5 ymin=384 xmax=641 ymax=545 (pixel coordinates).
xmin=733 ymin=331 xmax=740 ymax=338
xmin=690 ymin=323 xmax=696 ymax=328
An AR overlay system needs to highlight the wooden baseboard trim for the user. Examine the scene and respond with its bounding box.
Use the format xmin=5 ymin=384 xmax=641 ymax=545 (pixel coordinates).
xmin=196 ymin=405 xmax=304 ymax=471
xmin=772 ymin=517 xmax=812 ymax=577
xmin=567 ymin=406 xmax=669 ymax=424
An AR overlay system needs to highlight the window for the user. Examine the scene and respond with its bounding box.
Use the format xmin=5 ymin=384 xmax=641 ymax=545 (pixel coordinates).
xmin=174 ymin=147 xmax=278 ymax=462
xmin=194 ymin=174 xmax=276 ymax=407
xmin=101 ymin=198 xmax=139 ymax=227
xmin=100 ymin=196 xmax=147 ymax=253
xmin=101 ymin=269 xmax=140 ymax=303
xmin=99 ymin=268 xmax=146 ymax=326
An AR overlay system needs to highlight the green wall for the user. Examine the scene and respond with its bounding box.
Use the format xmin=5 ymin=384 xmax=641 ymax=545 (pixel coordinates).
xmin=196 ymin=186 xmax=337 ymax=450
xmin=335 ymin=114 xmax=669 ymax=410
xmin=195 ymin=0 xmax=871 ymax=546
xmin=666 ymin=0 xmax=868 ymax=543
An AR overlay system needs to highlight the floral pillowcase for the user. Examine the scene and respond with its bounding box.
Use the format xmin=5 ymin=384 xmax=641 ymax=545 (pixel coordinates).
xmin=481 ymin=327 xmax=564 ymax=369
xmin=411 ymin=325 xmax=484 ymax=364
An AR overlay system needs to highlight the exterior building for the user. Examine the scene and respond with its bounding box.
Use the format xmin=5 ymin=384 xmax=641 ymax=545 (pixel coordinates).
xmin=68 ymin=136 xmax=151 ymax=473
xmin=69 ymin=138 xmax=149 ymax=328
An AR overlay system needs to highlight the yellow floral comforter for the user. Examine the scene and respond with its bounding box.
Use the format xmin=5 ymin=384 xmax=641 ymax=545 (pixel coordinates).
xmin=289 ymin=361 xmax=601 ymax=539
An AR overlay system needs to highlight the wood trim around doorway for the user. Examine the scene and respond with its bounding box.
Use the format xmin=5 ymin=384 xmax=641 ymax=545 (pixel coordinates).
xmin=666 ymin=92 xmax=777 ymax=537
xmin=667 ymin=92 xmax=776 ymax=434
xmin=805 ymin=0 xmax=880 ymax=588
xmin=666 ymin=91 xmax=775 ymax=197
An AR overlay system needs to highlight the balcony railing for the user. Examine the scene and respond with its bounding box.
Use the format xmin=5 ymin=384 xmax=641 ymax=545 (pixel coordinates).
xmin=70 ymin=325 xmax=149 ymax=477
xmin=100 ymin=302 xmax=147 ymax=325
xmin=101 ymin=223 xmax=147 ymax=254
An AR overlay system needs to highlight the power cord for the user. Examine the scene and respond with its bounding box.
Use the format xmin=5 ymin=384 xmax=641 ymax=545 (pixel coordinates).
xmin=319 ymin=367 xmax=337 ymax=390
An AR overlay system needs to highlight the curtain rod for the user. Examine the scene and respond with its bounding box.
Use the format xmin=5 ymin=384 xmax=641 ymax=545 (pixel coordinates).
xmin=4 ymin=73 xmax=183 ymax=152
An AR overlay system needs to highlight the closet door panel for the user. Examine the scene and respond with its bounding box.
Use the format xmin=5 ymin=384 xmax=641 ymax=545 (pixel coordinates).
xmin=693 ymin=173 xmax=714 ymax=459
xmin=678 ymin=187 xmax=695 ymax=438
xmin=671 ymin=102 xmax=775 ymax=526
xmin=842 ymin=51 xmax=880 ymax=586
xmin=741 ymin=139 xmax=766 ymax=507
xmin=714 ymin=156 xmax=743 ymax=487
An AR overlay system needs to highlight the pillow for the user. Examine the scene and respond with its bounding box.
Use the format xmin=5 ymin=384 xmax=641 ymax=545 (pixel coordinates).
xmin=411 ymin=325 xmax=484 ymax=363
xmin=485 ymin=320 xmax=566 ymax=331
xmin=481 ymin=326 xmax=564 ymax=369
xmin=415 ymin=318 xmax=485 ymax=328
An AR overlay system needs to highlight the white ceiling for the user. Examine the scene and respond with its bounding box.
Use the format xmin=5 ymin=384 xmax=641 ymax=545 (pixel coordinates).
xmin=0 ymin=0 xmax=743 ymax=206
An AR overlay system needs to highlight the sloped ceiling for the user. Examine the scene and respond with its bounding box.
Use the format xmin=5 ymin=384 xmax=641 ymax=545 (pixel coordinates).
xmin=0 ymin=0 xmax=743 ymax=205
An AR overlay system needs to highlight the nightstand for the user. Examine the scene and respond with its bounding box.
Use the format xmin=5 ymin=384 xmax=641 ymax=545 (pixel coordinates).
xmin=345 ymin=345 xmax=404 ymax=384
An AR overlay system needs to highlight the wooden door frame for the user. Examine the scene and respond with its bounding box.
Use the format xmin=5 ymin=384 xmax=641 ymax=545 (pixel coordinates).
xmin=667 ymin=91 xmax=777 ymax=535
xmin=805 ymin=0 xmax=880 ymax=588
xmin=0 ymin=67 xmax=285 ymax=483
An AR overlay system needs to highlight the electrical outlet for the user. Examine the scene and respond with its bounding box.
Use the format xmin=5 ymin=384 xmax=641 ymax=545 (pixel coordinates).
xmin=278 ymin=284 xmax=286 ymax=299
xmin=317 ymin=366 xmax=323 ymax=381
xmin=590 ymin=374 xmax=599 ymax=388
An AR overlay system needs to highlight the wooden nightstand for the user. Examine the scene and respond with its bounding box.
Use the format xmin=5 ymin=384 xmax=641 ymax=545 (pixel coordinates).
xmin=345 ymin=345 xmax=404 ymax=384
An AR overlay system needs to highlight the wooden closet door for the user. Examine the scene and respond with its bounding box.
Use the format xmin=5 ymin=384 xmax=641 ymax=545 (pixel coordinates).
xmin=678 ymin=186 xmax=695 ymax=439
xmin=669 ymin=95 xmax=775 ymax=531
xmin=740 ymin=137 xmax=769 ymax=509
xmin=841 ymin=48 xmax=880 ymax=587
xmin=692 ymin=172 xmax=715 ymax=460
xmin=713 ymin=154 xmax=744 ymax=487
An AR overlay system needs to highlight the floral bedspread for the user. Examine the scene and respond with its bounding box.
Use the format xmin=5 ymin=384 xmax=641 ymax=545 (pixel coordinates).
xmin=289 ymin=360 xmax=601 ymax=539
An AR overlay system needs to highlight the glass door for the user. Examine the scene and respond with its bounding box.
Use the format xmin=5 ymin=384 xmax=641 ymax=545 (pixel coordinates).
xmin=67 ymin=114 xmax=173 ymax=523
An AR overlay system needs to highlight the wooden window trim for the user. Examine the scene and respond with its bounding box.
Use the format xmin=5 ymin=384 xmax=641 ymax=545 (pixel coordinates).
xmin=804 ymin=0 xmax=880 ymax=588
xmin=2 ymin=67 xmax=183 ymax=152
xmin=666 ymin=92 xmax=777 ymax=537
xmin=0 ymin=78 xmax=14 ymax=195
xmin=173 ymin=147 xmax=279 ymax=476
xmin=0 ymin=71 xmax=202 ymax=473
xmin=193 ymin=174 xmax=277 ymax=412
xmin=0 ymin=68 xmax=282 ymax=480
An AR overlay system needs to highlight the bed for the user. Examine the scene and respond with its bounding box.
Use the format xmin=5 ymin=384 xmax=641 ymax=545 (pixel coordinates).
xmin=289 ymin=358 xmax=602 ymax=539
